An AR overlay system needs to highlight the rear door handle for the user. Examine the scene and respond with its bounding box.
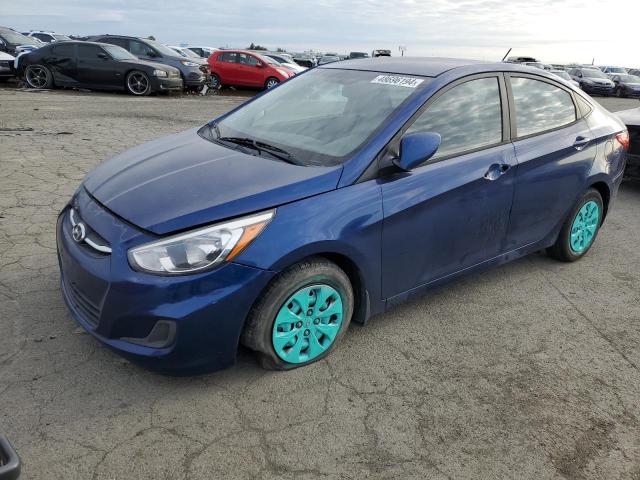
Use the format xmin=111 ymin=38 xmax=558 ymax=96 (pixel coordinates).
xmin=573 ymin=136 xmax=591 ymax=150
xmin=484 ymin=163 xmax=511 ymax=181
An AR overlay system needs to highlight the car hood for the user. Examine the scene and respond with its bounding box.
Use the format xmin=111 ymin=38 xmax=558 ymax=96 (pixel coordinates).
xmin=84 ymin=128 xmax=342 ymax=235
xmin=120 ymin=58 xmax=177 ymax=72
xmin=616 ymin=108 xmax=640 ymax=127
xmin=0 ymin=51 xmax=15 ymax=61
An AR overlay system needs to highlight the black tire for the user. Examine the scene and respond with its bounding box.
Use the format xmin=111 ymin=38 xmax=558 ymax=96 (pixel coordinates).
xmin=547 ymin=188 xmax=604 ymax=262
xmin=264 ymin=77 xmax=279 ymax=89
xmin=209 ymin=73 xmax=221 ymax=89
xmin=24 ymin=64 xmax=53 ymax=89
xmin=616 ymin=88 xmax=624 ymax=98
xmin=241 ymin=257 xmax=354 ymax=370
xmin=125 ymin=70 xmax=152 ymax=96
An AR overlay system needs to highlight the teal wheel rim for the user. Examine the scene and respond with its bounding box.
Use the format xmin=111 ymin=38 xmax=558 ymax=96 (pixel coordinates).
xmin=272 ymin=284 xmax=344 ymax=364
xmin=570 ymin=200 xmax=600 ymax=253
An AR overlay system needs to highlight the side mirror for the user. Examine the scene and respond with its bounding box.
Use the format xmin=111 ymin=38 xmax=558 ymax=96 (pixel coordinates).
xmin=394 ymin=132 xmax=442 ymax=171
xmin=0 ymin=436 xmax=21 ymax=480
xmin=97 ymin=52 xmax=109 ymax=60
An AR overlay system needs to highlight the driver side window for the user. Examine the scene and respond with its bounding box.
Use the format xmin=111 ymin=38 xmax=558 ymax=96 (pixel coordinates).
xmin=406 ymin=77 xmax=503 ymax=161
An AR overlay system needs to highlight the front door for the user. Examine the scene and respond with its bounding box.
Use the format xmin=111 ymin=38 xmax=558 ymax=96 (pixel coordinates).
xmin=77 ymin=44 xmax=119 ymax=87
xmin=381 ymin=75 xmax=516 ymax=298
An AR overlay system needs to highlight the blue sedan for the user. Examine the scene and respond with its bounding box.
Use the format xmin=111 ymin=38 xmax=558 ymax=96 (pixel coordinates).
xmin=57 ymin=58 xmax=629 ymax=374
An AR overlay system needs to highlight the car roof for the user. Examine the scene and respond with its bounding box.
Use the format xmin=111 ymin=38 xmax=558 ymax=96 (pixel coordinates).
xmin=320 ymin=57 xmax=495 ymax=77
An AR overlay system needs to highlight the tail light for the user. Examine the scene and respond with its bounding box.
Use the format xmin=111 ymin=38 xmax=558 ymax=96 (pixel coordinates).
xmin=615 ymin=131 xmax=629 ymax=150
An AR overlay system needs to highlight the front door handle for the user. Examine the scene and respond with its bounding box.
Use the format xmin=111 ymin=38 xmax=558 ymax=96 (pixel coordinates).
xmin=484 ymin=163 xmax=511 ymax=181
xmin=573 ymin=136 xmax=591 ymax=150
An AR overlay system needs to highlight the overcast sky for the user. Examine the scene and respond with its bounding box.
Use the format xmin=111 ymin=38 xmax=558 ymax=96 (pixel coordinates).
xmin=2 ymin=0 xmax=638 ymax=65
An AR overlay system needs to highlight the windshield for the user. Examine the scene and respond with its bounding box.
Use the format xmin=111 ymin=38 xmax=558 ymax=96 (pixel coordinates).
xmin=0 ymin=29 xmax=38 ymax=46
xmin=103 ymin=44 xmax=137 ymax=60
xmin=213 ymin=68 xmax=428 ymax=166
xmin=607 ymin=67 xmax=626 ymax=73
xmin=181 ymin=48 xmax=200 ymax=58
xmin=54 ymin=34 xmax=71 ymax=41
xmin=583 ymin=69 xmax=608 ymax=79
xmin=618 ymin=74 xmax=640 ymax=83
xmin=145 ymin=40 xmax=183 ymax=57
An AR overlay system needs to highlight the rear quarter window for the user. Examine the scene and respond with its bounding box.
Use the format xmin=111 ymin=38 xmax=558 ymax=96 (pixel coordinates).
xmin=511 ymin=77 xmax=576 ymax=137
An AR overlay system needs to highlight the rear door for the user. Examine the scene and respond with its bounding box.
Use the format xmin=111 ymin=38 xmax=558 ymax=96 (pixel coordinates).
xmin=504 ymin=74 xmax=596 ymax=250
xmin=46 ymin=43 xmax=77 ymax=84
xmin=215 ymin=52 xmax=238 ymax=84
xmin=380 ymin=74 xmax=517 ymax=298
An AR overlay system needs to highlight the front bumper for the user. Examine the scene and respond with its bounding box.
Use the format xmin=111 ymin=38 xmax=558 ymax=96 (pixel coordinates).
xmin=150 ymin=76 xmax=183 ymax=92
xmin=184 ymin=69 xmax=208 ymax=87
xmin=56 ymin=189 xmax=274 ymax=374
xmin=582 ymin=83 xmax=615 ymax=95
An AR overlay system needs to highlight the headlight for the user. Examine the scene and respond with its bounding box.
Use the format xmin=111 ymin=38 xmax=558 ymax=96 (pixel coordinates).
xmin=180 ymin=61 xmax=199 ymax=67
xmin=153 ymin=69 xmax=168 ymax=77
xmin=128 ymin=210 xmax=274 ymax=275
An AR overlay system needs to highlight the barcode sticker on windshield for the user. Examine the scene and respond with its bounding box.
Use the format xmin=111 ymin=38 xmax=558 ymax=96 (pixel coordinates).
xmin=371 ymin=75 xmax=424 ymax=88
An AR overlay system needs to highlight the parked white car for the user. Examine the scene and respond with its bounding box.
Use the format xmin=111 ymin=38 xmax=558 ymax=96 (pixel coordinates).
xmin=261 ymin=52 xmax=307 ymax=73
xmin=185 ymin=46 xmax=218 ymax=58
xmin=0 ymin=50 xmax=15 ymax=81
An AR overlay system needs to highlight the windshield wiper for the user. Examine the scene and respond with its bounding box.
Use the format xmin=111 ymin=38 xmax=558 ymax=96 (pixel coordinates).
xmin=217 ymin=136 xmax=300 ymax=165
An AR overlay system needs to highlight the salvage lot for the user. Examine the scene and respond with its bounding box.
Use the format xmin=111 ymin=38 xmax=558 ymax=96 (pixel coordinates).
xmin=1 ymin=88 xmax=640 ymax=479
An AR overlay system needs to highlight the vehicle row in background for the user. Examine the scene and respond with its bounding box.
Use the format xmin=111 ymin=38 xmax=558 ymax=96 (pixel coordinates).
xmin=19 ymin=41 xmax=183 ymax=95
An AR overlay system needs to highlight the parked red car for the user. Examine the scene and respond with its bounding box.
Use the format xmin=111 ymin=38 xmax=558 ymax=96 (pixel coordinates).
xmin=208 ymin=50 xmax=295 ymax=90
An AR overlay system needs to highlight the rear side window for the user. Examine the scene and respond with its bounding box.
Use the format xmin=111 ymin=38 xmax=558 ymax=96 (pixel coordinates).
xmin=511 ymin=77 xmax=576 ymax=137
xmin=406 ymin=77 xmax=503 ymax=160
xmin=130 ymin=40 xmax=153 ymax=57
xmin=219 ymin=52 xmax=237 ymax=63
xmin=51 ymin=44 xmax=74 ymax=57
xmin=103 ymin=37 xmax=128 ymax=49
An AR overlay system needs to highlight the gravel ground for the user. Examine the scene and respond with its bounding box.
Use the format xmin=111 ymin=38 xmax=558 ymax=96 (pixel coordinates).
xmin=1 ymin=87 xmax=639 ymax=480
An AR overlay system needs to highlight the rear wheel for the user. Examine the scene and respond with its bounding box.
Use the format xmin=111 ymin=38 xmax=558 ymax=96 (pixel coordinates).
xmin=265 ymin=77 xmax=279 ymax=89
xmin=547 ymin=189 xmax=603 ymax=262
xmin=241 ymin=257 xmax=353 ymax=370
xmin=125 ymin=70 xmax=152 ymax=96
xmin=25 ymin=65 xmax=53 ymax=89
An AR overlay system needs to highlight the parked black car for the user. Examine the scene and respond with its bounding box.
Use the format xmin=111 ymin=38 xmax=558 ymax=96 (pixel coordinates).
xmin=610 ymin=74 xmax=640 ymax=98
xmin=19 ymin=41 xmax=182 ymax=95
xmin=87 ymin=35 xmax=209 ymax=89
xmin=568 ymin=67 xmax=615 ymax=96
xmin=0 ymin=26 xmax=41 ymax=56
xmin=616 ymin=108 xmax=640 ymax=179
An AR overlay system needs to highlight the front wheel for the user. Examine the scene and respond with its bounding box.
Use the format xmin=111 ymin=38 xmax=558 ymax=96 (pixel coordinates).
xmin=616 ymin=88 xmax=624 ymax=98
xmin=241 ymin=257 xmax=354 ymax=370
xmin=547 ymin=188 xmax=603 ymax=262
xmin=264 ymin=77 xmax=279 ymax=89
xmin=25 ymin=64 xmax=53 ymax=89
xmin=125 ymin=70 xmax=152 ymax=96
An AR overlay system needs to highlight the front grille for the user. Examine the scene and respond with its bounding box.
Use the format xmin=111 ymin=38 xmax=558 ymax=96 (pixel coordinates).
xmin=66 ymin=280 xmax=101 ymax=328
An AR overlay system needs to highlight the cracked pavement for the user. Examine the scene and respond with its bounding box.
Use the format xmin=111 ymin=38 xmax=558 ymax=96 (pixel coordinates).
xmin=1 ymin=88 xmax=639 ymax=479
